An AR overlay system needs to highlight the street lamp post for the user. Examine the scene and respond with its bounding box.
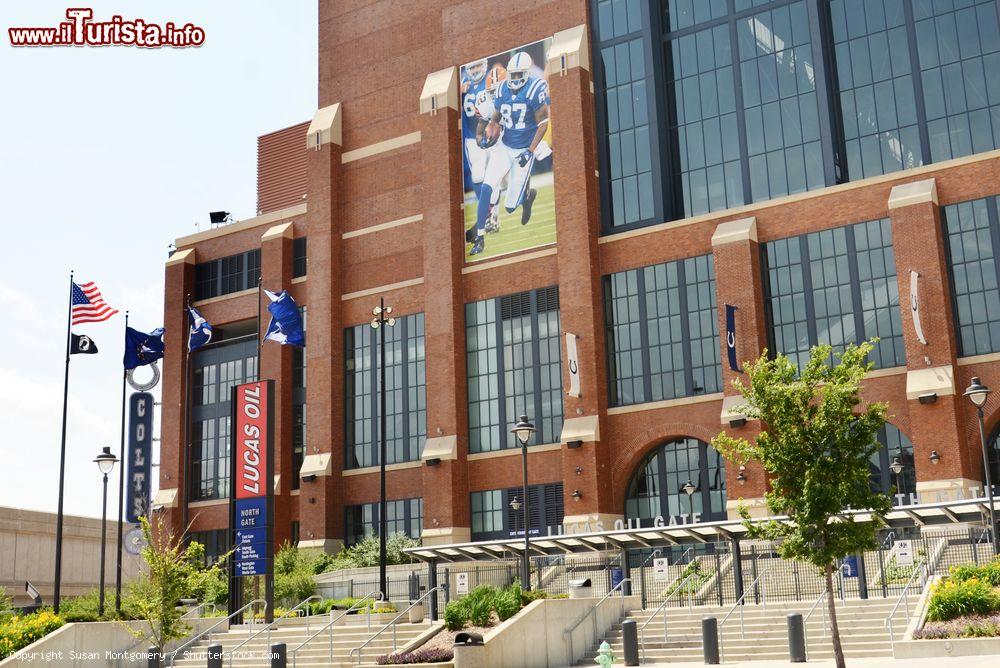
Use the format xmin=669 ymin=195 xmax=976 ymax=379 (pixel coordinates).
xmin=371 ymin=299 xmax=396 ymax=601
xmin=511 ymin=415 xmax=535 ymax=590
xmin=889 ymin=456 xmax=904 ymax=501
xmin=93 ymin=446 xmax=118 ymax=617
xmin=682 ymin=480 xmax=697 ymax=523
xmin=964 ymin=377 xmax=999 ymax=556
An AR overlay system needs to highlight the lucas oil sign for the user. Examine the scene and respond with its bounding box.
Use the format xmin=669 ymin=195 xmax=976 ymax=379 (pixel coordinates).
xmin=231 ymin=381 xmax=273 ymax=578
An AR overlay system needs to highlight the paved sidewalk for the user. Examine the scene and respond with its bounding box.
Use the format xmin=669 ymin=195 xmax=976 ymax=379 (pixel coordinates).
xmin=638 ymin=656 xmax=1000 ymax=668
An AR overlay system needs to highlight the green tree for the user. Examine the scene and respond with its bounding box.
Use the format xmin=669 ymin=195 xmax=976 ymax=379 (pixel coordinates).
xmin=712 ymin=342 xmax=891 ymax=668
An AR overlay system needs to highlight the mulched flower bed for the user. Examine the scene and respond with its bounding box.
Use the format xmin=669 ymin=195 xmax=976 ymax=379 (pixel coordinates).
xmin=913 ymin=612 xmax=1000 ymax=639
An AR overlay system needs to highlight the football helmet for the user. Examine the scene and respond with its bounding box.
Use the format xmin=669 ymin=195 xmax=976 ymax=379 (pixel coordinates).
xmin=486 ymin=64 xmax=508 ymax=98
xmin=507 ymin=52 xmax=533 ymax=91
xmin=465 ymin=58 xmax=488 ymax=83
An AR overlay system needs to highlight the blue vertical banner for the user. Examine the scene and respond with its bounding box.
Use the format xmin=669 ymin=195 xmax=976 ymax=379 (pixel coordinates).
xmin=725 ymin=304 xmax=741 ymax=372
xmin=126 ymin=392 xmax=153 ymax=523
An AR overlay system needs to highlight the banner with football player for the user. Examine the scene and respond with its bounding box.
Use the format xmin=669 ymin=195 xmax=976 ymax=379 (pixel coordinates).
xmin=460 ymin=37 xmax=556 ymax=262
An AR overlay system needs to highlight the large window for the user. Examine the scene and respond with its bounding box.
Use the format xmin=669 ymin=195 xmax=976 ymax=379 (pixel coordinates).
xmin=345 ymin=313 xmax=426 ymax=468
xmin=470 ymin=483 xmax=565 ymax=541
xmin=605 ymin=254 xmax=720 ymax=406
xmin=292 ymin=346 xmax=306 ymax=490
xmin=293 ymin=237 xmax=307 ymax=278
xmin=466 ymin=287 xmax=563 ymax=453
xmin=189 ymin=529 xmax=229 ymax=566
xmin=190 ymin=337 xmax=258 ymax=501
xmin=942 ymin=196 xmax=1000 ymax=356
xmin=763 ymin=218 xmax=905 ymax=370
xmin=870 ymin=423 xmax=916 ymax=502
xmin=194 ymin=250 xmax=261 ymax=301
xmin=625 ymin=437 xmax=727 ymax=525
xmin=345 ymin=498 xmax=423 ymax=546
xmin=591 ymin=0 xmax=1000 ymax=231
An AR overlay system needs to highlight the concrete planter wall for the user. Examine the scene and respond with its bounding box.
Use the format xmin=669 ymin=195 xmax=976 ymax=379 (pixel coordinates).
xmin=893 ymin=636 xmax=1000 ymax=659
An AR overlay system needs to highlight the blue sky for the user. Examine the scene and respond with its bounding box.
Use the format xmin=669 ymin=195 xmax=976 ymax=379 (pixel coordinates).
xmin=0 ymin=2 xmax=317 ymax=517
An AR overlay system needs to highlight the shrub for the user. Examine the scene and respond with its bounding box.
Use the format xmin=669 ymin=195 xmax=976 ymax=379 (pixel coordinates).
xmin=0 ymin=611 xmax=65 ymax=659
xmin=519 ymin=588 xmax=549 ymax=605
xmin=950 ymin=559 xmax=1000 ymax=587
xmin=56 ymin=590 xmax=111 ymax=622
xmin=926 ymin=578 xmax=1000 ymax=622
xmin=322 ymin=533 xmax=421 ymax=571
xmin=309 ymin=597 xmax=361 ymax=615
xmin=494 ymin=583 xmax=521 ymax=621
xmin=376 ymin=647 xmax=454 ymax=664
xmin=444 ymin=600 xmax=467 ymax=631
xmin=0 ymin=587 xmax=11 ymax=612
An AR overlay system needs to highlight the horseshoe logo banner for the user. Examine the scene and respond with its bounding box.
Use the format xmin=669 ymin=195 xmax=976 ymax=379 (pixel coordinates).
xmin=726 ymin=304 xmax=741 ymax=372
xmin=910 ymin=270 xmax=927 ymax=345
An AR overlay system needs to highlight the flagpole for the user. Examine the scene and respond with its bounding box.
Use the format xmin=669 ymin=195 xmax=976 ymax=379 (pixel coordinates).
xmin=256 ymin=279 xmax=262 ymax=382
xmin=114 ymin=310 xmax=129 ymax=615
xmin=53 ymin=271 xmax=74 ymax=614
xmin=182 ymin=297 xmax=191 ymax=537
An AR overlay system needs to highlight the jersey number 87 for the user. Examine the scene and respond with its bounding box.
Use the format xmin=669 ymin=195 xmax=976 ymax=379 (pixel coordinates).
xmin=500 ymin=102 xmax=528 ymax=130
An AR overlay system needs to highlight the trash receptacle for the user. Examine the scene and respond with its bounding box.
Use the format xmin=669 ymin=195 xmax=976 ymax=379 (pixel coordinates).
xmin=453 ymin=632 xmax=485 ymax=668
xmin=569 ymin=577 xmax=593 ymax=599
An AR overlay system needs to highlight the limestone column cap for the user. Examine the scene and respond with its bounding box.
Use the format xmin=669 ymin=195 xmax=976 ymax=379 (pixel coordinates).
xmin=165 ymin=248 xmax=195 ymax=266
xmin=711 ymin=217 xmax=757 ymax=246
xmin=419 ymin=67 xmax=458 ymax=115
xmin=421 ymin=435 xmax=458 ymax=462
xmin=306 ymin=103 xmax=342 ymax=149
xmin=888 ymin=178 xmax=938 ymax=209
xmin=299 ymin=453 xmax=333 ymax=478
xmin=720 ymin=395 xmax=754 ymax=424
xmin=905 ymin=365 xmax=955 ymax=400
xmin=421 ymin=527 xmax=472 ymax=546
xmin=559 ymin=415 xmax=600 ymax=443
xmin=152 ymin=487 xmax=178 ymax=508
xmin=549 ymin=24 xmax=590 ymax=73
xmin=261 ymin=221 xmax=294 ymax=242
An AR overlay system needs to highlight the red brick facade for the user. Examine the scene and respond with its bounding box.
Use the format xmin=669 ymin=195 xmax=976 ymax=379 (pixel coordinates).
xmin=158 ymin=0 xmax=1000 ymax=547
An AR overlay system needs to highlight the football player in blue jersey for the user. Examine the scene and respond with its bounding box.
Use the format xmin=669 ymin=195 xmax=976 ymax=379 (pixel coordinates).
xmin=468 ymin=51 xmax=552 ymax=256
xmin=460 ymin=58 xmax=489 ymax=199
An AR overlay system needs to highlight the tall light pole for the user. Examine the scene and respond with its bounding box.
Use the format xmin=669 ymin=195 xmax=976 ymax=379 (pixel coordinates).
xmin=93 ymin=446 xmax=118 ymax=617
xmin=965 ymin=377 xmax=998 ymax=556
xmin=371 ymin=299 xmax=395 ymax=600
xmin=511 ymin=415 xmax=535 ymax=590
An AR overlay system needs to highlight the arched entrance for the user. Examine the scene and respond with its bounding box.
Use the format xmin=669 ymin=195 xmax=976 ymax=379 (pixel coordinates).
xmin=625 ymin=437 xmax=727 ymax=526
xmin=869 ymin=424 xmax=916 ymax=502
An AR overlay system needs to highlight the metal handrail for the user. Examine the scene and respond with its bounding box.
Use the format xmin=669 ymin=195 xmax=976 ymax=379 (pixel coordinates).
xmin=179 ymin=601 xmax=217 ymax=620
xmin=975 ymin=526 xmax=991 ymax=545
xmin=228 ymin=595 xmax=321 ymax=666
xmin=718 ymin=565 xmax=771 ymax=661
xmin=563 ymin=577 xmax=632 ymax=664
xmin=349 ymin=587 xmax=440 ymax=665
xmin=884 ymin=562 xmax=928 ymax=645
xmin=637 ymin=548 xmax=664 ymax=570
xmin=880 ymin=531 xmax=896 ymax=550
xmin=801 ymin=588 xmax=829 ymax=659
xmin=637 ymin=571 xmax=698 ymax=664
xmin=166 ymin=598 xmax=267 ymax=666
xmin=291 ymin=591 xmax=382 ymax=667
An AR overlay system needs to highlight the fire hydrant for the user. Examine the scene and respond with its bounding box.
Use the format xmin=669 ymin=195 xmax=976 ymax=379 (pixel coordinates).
xmin=595 ymin=640 xmax=614 ymax=666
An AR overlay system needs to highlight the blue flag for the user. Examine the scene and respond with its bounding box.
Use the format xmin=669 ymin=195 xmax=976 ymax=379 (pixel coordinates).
xmin=263 ymin=290 xmax=305 ymax=347
xmin=187 ymin=306 xmax=213 ymax=352
xmin=124 ymin=326 xmax=165 ymax=370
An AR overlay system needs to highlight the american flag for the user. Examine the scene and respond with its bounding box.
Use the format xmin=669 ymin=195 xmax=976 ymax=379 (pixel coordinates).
xmin=71 ymin=281 xmax=119 ymax=325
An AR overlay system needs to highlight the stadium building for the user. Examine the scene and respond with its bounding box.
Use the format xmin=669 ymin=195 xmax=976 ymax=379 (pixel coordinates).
xmin=157 ymin=0 xmax=1000 ymax=559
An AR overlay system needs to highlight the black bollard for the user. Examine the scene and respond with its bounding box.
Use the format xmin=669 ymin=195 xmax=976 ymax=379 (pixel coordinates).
xmin=206 ymin=643 xmax=223 ymax=668
xmin=622 ymin=619 xmax=640 ymax=666
xmin=702 ymin=617 xmax=720 ymax=664
xmin=147 ymin=646 xmax=161 ymax=668
xmin=787 ymin=613 xmax=806 ymax=662
xmin=271 ymin=642 xmax=287 ymax=668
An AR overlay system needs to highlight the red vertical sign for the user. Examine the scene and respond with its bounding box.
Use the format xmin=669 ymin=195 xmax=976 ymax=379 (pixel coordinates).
xmin=234 ymin=382 xmax=269 ymax=499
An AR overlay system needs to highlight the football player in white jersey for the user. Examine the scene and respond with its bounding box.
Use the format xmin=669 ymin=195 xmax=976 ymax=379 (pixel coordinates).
xmin=460 ymin=58 xmax=489 ymax=198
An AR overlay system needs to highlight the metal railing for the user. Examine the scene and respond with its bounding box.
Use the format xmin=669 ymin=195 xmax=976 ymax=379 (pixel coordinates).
xmin=291 ymin=591 xmax=382 ymax=667
xmin=884 ymin=562 xmax=928 ymax=645
xmin=179 ymin=601 xmax=217 ymax=620
xmin=563 ymin=577 xmax=632 ymax=664
xmin=801 ymin=589 xmax=829 ymax=659
xmin=638 ymin=571 xmax=698 ymax=663
xmin=636 ymin=548 xmax=663 ymax=610
xmin=228 ymin=595 xmax=320 ymax=666
xmin=349 ymin=587 xmax=440 ymax=665
xmin=717 ymin=566 xmax=771 ymax=661
xmin=165 ymin=598 xmax=267 ymax=666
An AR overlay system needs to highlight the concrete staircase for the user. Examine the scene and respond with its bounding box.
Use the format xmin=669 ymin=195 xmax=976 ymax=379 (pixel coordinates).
xmin=582 ymin=596 xmax=908 ymax=664
xmin=169 ymin=617 xmax=436 ymax=667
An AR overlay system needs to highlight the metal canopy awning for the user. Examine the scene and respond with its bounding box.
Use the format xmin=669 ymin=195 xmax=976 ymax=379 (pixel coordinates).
xmin=403 ymin=497 xmax=998 ymax=563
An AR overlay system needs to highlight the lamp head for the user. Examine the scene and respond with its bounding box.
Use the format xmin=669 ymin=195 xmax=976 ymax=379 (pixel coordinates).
xmin=682 ymin=480 xmax=697 ymax=496
xmin=511 ymin=415 xmax=535 ymax=445
xmin=94 ymin=446 xmax=118 ymax=476
xmin=509 ymin=496 xmax=521 ymax=511
xmin=889 ymin=456 xmax=904 ymax=476
xmin=965 ymin=376 xmax=991 ymax=407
